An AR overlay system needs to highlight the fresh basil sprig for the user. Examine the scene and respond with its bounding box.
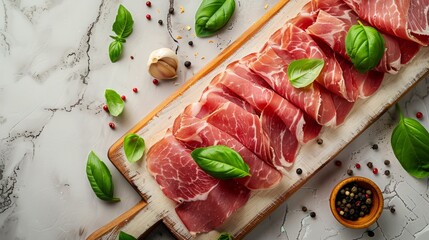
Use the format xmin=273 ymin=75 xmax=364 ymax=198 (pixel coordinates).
xmin=345 ymin=21 xmax=385 ymax=73
xmin=124 ymin=133 xmax=146 ymax=163
xmin=391 ymin=105 xmax=429 ymax=178
xmin=218 ymin=232 xmax=233 ymax=240
xmin=86 ymin=151 xmax=120 ymax=202
xmin=191 ymin=145 xmax=250 ymax=179
xmin=287 ymin=58 xmax=324 ymax=88
xmin=119 ymin=231 xmax=137 ymax=240
xmin=105 ymin=89 xmax=124 ymax=117
xmin=195 ymin=0 xmax=236 ymax=38
xmin=109 ymin=5 xmax=134 ymax=62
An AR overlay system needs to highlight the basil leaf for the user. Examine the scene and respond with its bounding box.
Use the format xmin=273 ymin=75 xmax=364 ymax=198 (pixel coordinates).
xmin=218 ymin=233 xmax=233 ymax=240
xmin=86 ymin=151 xmax=120 ymax=202
xmin=345 ymin=22 xmax=385 ymax=73
xmin=287 ymin=58 xmax=324 ymax=88
xmin=105 ymin=89 xmax=124 ymax=117
xmin=195 ymin=0 xmax=236 ymax=38
xmin=113 ymin=5 xmax=134 ymax=38
xmin=124 ymin=133 xmax=146 ymax=163
xmin=191 ymin=145 xmax=250 ymax=179
xmin=109 ymin=40 xmax=123 ymax=63
xmin=391 ymin=107 xmax=429 ymax=178
xmin=119 ymin=231 xmax=137 ymax=240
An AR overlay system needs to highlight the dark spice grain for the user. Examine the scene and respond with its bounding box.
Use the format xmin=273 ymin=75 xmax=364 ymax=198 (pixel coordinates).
xmin=158 ymin=20 xmax=163 ymax=25
xmin=316 ymin=138 xmax=323 ymax=145
xmin=310 ymin=212 xmax=316 ymax=218
xmin=296 ymin=168 xmax=303 ymax=175
xmin=184 ymin=61 xmax=191 ymax=68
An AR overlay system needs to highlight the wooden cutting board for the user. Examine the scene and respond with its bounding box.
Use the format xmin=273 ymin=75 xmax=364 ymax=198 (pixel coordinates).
xmin=88 ymin=0 xmax=429 ymax=239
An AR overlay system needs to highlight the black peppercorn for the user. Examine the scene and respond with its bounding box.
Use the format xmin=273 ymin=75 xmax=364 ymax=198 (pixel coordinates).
xmin=367 ymin=230 xmax=375 ymax=237
xmin=158 ymin=20 xmax=163 ymax=25
xmin=296 ymin=168 xmax=303 ymax=175
xmin=371 ymin=144 xmax=378 ymax=150
xmin=302 ymin=206 xmax=307 ymax=212
xmin=367 ymin=162 xmax=373 ymax=169
xmin=184 ymin=61 xmax=191 ymax=68
xmin=347 ymin=169 xmax=353 ymax=176
xmin=384 ymin=160 xmax=390 ymax=165
xmin=316 ymin=138 xmax=323 ymax=145
xmin=169 ymin=7 xmax=174 ymax=14
xmin=384 ymin=170 xmax=390 ymax=176
xmin=310 ymin=212 xmax=316 ymax=218
xmin=390 ymin=207 xmax=396 ymax=213
xmin=188 ymin=41 xmax=193 ymax=46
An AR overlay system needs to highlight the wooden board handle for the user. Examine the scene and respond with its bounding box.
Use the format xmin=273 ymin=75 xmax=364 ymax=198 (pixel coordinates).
xmin=87 ymin=201 xmax=162 ymax=240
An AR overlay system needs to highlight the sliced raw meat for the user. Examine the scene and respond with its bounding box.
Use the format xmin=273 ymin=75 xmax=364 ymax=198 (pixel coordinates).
xmin=173 ymin=113 xmax=282 ymax=190
xmin=184 ymin=90 xmax=275 ymax=169
xmin=176 ymin=180 xmax=250 ymax=234
xmin=146 ymin=130 xmax=219 ymax=203
xmin=268 ymin=23 xmax=355 ymax=102
xmin=211 ymin=54 xmax=322 ymax=143
xmin=342 ymin=0 xmax=429 ymax=46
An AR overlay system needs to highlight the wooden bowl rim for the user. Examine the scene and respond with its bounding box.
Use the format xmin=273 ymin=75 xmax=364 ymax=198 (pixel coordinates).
xmin=329 ymin=176 xmax=384 ymax=229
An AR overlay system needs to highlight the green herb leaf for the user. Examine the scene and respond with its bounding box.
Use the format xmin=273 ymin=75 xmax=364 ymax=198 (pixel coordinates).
xmin=86 ymin=151 xmax=120 ymax=202
xmin=119 ymin=231 xmax=137 ymax=240
xmin=105 ymin=89 xmax=124 ymax=117
xmin=112 ymin=5 xmax=134 ymax=38
xmin=287 ymin=58 xmax=324 ymax=88
xmin=195 ymin=0 xmax=236 ymax=38
xmin=124 ymin=133 xmax=146 ymax=163
xmin=191 ymin=145 xmax=250 ymax=179
xmin=345 ymin=22 xmax=385 ymax=73
xmin=218 ymin=232 xmax=233 ymax=240
xmin=109 ymin=40 xmax=123 ymax=63
xmin=391 ymin=106 xmax=429 ymax=178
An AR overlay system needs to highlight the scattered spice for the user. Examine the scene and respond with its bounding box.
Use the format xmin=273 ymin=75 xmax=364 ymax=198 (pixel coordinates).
xmin=336 ymin=182 xmax=373 ymax=221
xmin=152 ymin=79 xmax=159 ymax=85
xmin=296 ymin=168 xmax=303 ymax=175
xmin=188 ymin=41 xmax=194 ymax=46
xmin=355 ymin=163 xmax=361 ymax=169
xmin=109 ymin=122 xmax=116 ymax=129
xmin=208 ymin=40 xmax=214 ymax=43
xmin=194 ymin=52 xmax=199 ymax=56
xmin=416 ymin=111 xmax=423 ymax=119
xmin=146 ymin=14 xmax=151 ymax=20
xmin=384 ymin=170 xmax=390 ymax=176
xmin=390 ymin=206 xmax=396 ymax=213
xmin=384 ymin=160 xmax=390 ymax=166
xmin=334 ymin=160 xmax=342 ymax=167
xmin=184 ymin=61 xmax=192 ymax=68
xmin=372 ymin=168 xmax=378 ymax=174
xmin=347 ymin=169 xmax=353 ymax=176
xmin=169 ymin=7 xmax=174 ymax=14
xmin=121 ymin=95 xmax=126 ymax=101
xmin=367 ymin=162 xmax=373 ymax=169
xmin=132 ymin=87 xmax=138 ymax=93
xmin=103 ymin=105 xmax=109 ymax=112
xmin=146 ymin=1 xmax=151 ymax=7
xmin=177 ymin=35 xmax=182 ymax=39
xmin=201 ymin=56 xmax=206 ymax=60
xmin=316 ymin=138 xmax=323 ymax=145
xmin=310 ymin=212 xmax=316 ymax=218
xmin=130 ymin=56 xmax=134 ymax=60
xmin=186 ymin=25 xmax=192 ymax=31
xmin=302 ymin=206 xmax=307 ymax=212
xmin=371 ymin=144 xmax=378 ymax=150
xmin=179 ymin=6 xmax=185 ymax=13
xmin=264 ymin=4 xmax=269 ymax=9
xmin=367 ymin=230 xmax=375 ymax=237
xmin=158 ymin=20 xmax=163 ymax=25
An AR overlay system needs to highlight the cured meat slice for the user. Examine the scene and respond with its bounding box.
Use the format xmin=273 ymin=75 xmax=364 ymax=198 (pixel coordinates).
xmin=311 ymin=0 xmax=421 ymax=66
xmin=146 ymin=130 xmax=219 ymax=203
xmin=173 ymin=113 xmax=282 ymax=190
xmin=176 ymin=180 xmax=250 ymax=234
xmin=342 ymin=0 xmax=429 ymax=46
xmin=184 ymin=90 xmax=275 ymax=169
xmin=250 ymin=42 xmax=337 ymax=126
xmin=268 ymin=23 xmax=356 ymax=102
xmin=211 ymin=55 xmax=322 ymax=143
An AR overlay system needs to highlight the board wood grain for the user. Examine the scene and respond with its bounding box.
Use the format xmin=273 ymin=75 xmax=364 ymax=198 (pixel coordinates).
xmin=87 ymin=0 xmax=429 ymax=239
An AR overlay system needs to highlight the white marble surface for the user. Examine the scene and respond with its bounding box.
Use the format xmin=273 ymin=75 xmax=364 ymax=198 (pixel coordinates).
xmin=0 ymin=0 xmax=428 ymax=239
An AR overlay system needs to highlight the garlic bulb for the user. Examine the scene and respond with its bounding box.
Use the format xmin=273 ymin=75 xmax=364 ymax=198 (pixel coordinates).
xmin=147 ymin=48 xmax=179 ymax=80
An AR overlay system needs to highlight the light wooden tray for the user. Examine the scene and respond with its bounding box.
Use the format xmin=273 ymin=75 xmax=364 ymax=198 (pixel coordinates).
xmin=87 ymin=0 xmax=429 ymax=239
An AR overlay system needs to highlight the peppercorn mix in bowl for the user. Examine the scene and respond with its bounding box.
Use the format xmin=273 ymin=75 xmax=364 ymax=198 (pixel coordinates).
xmin=329 ymin=177 xmax=383 ymax=229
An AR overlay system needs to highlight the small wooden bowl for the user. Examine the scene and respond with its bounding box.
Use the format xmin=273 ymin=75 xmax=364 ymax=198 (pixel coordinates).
xmin=329 ymin=176 xmax=383 ymax=229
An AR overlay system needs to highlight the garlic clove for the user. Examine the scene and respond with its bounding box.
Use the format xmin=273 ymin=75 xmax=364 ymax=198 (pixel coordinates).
xmin=147 ymin=48 xmax=179 ymax=80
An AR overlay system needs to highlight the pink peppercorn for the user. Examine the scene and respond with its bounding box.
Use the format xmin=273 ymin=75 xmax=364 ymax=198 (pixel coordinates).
xmin=146 ymin=1 xmax=151 ymax=7
xmin=146 ymin=14 xmax=151 ymax=20
xmin=132 ymin=88 xmax=138 ymax=93
xmin=416 ymin=112 xmax=423 ymax=119
xmin=109 ymin=122 xmax=116 ymax=129
xmin=373 ymin=168 xmax=379 ymax=174
xmin=103 ymin=105 xmax=109 ymax=112
xmin=355 ymin=163 xmax=361 ymax=169
xmin=121 ymin=95 xmax=126 ymax=101
xmin=152 ymin=79 xmax=159 ymax=85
